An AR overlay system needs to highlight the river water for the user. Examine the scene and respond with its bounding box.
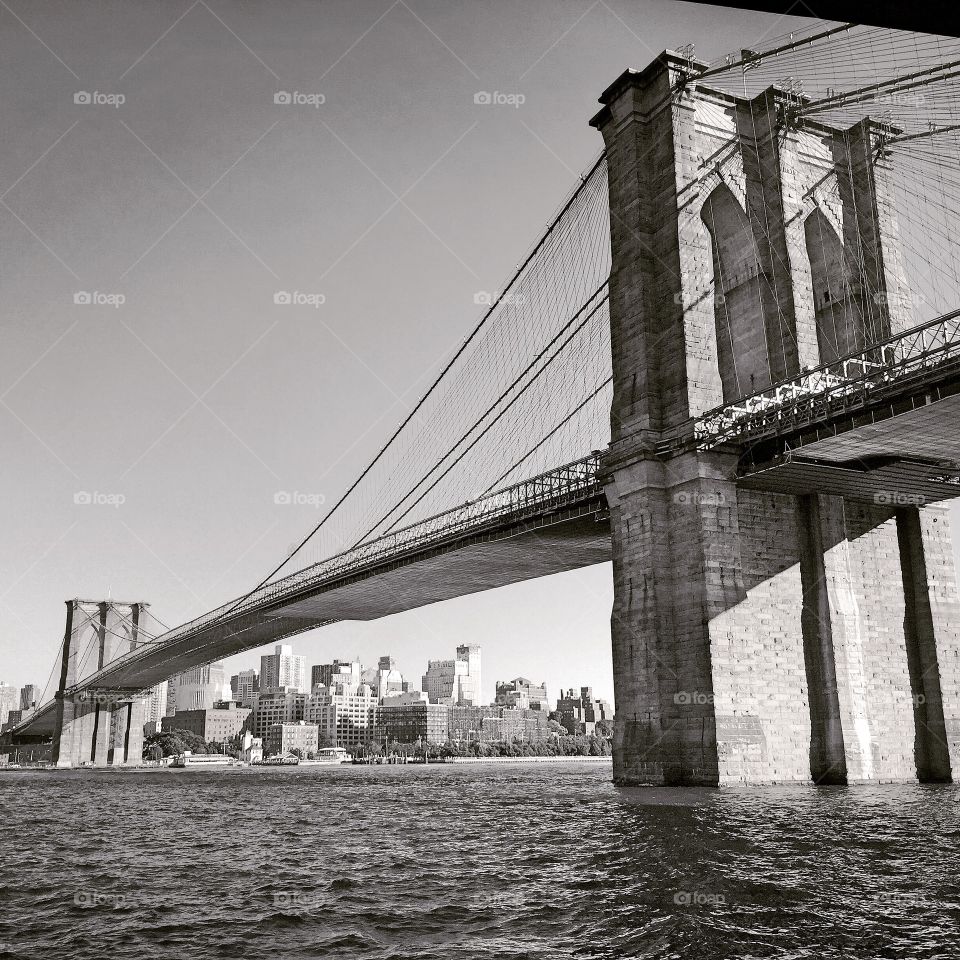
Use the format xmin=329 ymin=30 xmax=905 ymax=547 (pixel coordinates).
xmin=1 ymin=763 xmax=959 ymax=959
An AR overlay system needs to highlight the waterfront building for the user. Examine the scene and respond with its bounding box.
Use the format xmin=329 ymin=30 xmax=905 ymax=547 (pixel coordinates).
xmin=0 ymin=682 xmax=18 ymax=726
xmin=240 ymin=730 xmax=262 ymax=763
xmin=448 ymin=705 xmax=550 ymax=743
xmin=168 ymin=663 xmax=231 ymax=712
xmin=311 ymin=659 xmax=362 ymax=692
xmin=230 ymin=669 xmax=260 ymax=706
xmin=555 ymin=687 xmax=613 ymax=736
xmin=495 ymin=677 xmax=549 ymax=712
xmin=19 ymin=684 xmax=39 ymax=711
xmin=260 ymin=644 xmax=307 ymax=694
xmin=164 ymin=702 xmax=251 ymax=747
xmin=305 ymin=680 xmax=377 ymax=750
xmin=362 ymin=655 xmax=407 ymax=702
xmin=421 ymin=645 xmax=481 ymax=706
xmin=250 ymin=687 xmax=307 ymax=740
xmin=265 ymin=720 xmax=319 ymax=757
xmin=378 ymin=691 xmax=448 ymax=745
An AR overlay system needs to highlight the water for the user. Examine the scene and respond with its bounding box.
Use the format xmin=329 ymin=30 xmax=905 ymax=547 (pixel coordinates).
xmin=2 ymin=763 xmax=959 ymax=959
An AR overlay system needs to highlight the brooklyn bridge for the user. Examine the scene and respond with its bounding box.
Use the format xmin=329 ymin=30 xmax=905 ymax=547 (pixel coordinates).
xmin=9 ymin=23 xmax=960 ymax=786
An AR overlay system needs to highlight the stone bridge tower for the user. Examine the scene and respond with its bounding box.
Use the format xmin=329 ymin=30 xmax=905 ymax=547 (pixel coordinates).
xmin=51 ymin=599 xmax=152 ymax=767
xmin=591 ymin=53 xmax=960 ymax=786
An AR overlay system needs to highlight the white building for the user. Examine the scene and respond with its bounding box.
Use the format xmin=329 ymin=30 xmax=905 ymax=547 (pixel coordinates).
xmin=362 ymin=656 xmax=407 ymax=702
xmin=0 ymin=682 xmax=21 ymax=725
xmin=143 ymin=681 xmax=168 ymax=725
xmin=168 ymin=663 xmax=231 ymax=712
xmin=261 ymin=644 xmax=307 ymax=694
xmin=422 ymin=645 xmax=481 ymax=706
xmin=306 ymin=680 xmax=377 ymax=750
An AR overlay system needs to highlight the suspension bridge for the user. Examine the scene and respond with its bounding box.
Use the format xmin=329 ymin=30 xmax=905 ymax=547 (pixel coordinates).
xmin=9 ymin=21 xmax=960 ymax=785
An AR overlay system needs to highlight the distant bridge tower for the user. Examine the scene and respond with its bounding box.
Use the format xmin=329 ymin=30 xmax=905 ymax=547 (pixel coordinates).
xmin=51 ymin=599 xmax=152 ymax=767
xmin=591 ymin=53 xmax=960 ymax=785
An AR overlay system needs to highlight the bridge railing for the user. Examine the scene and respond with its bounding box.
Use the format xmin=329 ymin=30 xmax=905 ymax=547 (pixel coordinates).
xmin=134 ymin=454 xmax=604 ymax=651
xmin=695 ymin=309 xmax=960 ymax=448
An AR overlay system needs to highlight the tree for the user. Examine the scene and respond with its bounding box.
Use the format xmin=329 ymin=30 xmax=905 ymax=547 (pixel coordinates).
xmin=594 ymin=719 xmax=614 ymax=739
xmin=289 ymin=747 xmax=305 ymax=759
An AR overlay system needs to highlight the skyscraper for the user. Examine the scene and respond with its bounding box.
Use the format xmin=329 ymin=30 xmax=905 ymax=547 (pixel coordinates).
xmin=0 ymin=682 xmax=19 ymax=726
xmin=311 ymin=659 xmax=361 ymax=692
xmin=261 ymin=644 xmax=307 ymax=693
xmin=19 ymin=684 xmax=39 ymax=711
xmin=362 ymin=656 xmax=407 ymax=702
xmin=422 ymin=645 xmax=481 ymax=706
xmin=230 ymin=669 xmax=260 ymax=706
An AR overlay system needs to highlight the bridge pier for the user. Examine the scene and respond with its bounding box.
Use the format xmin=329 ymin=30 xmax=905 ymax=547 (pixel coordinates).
xmin=50 ymin=600 xmax=151 ymax=768
xmin=593 ymin=54 xmax=960 ymax=786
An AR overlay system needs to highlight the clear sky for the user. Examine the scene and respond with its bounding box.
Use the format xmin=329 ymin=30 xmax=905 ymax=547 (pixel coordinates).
xmin=3 ymin=1 xmax=956 ymax=708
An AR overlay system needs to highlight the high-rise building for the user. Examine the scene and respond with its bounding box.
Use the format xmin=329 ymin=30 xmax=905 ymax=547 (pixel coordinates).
xmin=168 ymin=663 xmax=231 ymax=712
xmin=361 ymin=656 xmax=407 ymax=702
xmin=422 ymin=645 xmax=481 ymax=706
xmin=378 ymin=691 xmax=448 ymax=745
xmin=306 ymin=679 xmax=377 ymax=750
xmin=230 ymin=669 xmax=259 ymax=706
xmin=261 ymin=644 xmax=307 ymax=694
xmin=143 ymin=681 xmax=168 ymax=725
xmin=0 ymin=682 xmax=19 ymax=726
xmin=250 ymin=688 xmax=308 ymax=740
xmin=311 ymin=659 xmax=362 ymax=692
xmin=555 ymin=687 xmax=613 ymax=736
xmin=19 ymin=684 xmax=39 ymax=711
xmin=495 ymin=677 xmax=549 ymax=711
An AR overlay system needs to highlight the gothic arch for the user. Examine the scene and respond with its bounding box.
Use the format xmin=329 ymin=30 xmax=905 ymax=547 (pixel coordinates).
xmin=700 ymin=183 xmax=768 ymax=401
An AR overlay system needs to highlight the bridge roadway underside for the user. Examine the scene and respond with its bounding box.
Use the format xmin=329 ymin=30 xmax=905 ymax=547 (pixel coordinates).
xmin=735 ymin=390 xmax=960 ymax=502
xmin=16 ymin=502 xmax=612 ymax=737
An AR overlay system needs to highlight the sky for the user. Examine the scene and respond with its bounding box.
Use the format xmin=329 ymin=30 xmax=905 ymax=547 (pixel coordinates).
xmin=3 ymin=0 xmax=955 ymax=709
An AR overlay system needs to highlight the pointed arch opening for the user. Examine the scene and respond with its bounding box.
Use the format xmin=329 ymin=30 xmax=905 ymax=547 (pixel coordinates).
xmin=701 ymin=184 xmax=768 ymax=402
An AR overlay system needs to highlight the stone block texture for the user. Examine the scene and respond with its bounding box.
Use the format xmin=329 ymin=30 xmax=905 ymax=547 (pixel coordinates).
xmin=593 ymin=55 xmax=960 ymax=785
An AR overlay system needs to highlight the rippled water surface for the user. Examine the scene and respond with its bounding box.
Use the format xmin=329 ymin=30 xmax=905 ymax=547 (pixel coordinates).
xmin=2 ymin=763 xmax=960 ymax=959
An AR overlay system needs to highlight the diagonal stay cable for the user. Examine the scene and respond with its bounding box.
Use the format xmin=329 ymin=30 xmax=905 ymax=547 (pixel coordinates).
xmin=349 ymin=282 xmax=611 ymax=547
xmin=201 ymin=153 xmax=608 ymax=626
xmin=376 ymin=291 xmax=611 ymax=538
